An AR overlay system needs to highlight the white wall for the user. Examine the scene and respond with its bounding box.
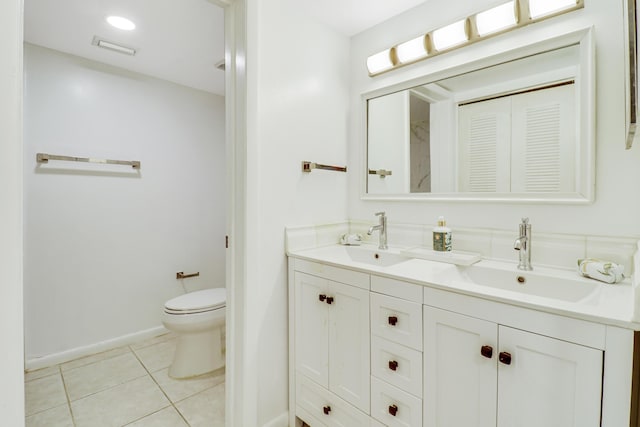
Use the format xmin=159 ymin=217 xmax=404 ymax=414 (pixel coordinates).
xmin=349 ymin=0 xmax=640 ymax=239
xmin=23 ymin=44 xmax=226 ymax=362
xmin=0 ymin=0 xmax=24 ymax=423
xmin=245 ymin=0 xmax=351 ymax=423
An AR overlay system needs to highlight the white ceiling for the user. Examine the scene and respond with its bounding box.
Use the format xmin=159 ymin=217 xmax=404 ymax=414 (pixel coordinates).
xmin=24 ymin=0 xmax=427 ymax=96
xmin=300 ymin=0 xmax=428 ymax=36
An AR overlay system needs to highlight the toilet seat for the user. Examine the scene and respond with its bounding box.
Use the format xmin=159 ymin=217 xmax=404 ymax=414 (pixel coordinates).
xmin=164 ymin=288 xmax=226 ymax=315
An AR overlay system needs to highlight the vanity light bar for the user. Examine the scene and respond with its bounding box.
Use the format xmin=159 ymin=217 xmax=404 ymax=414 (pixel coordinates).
xmin=366 ymin=0 xmax=583 ymax=76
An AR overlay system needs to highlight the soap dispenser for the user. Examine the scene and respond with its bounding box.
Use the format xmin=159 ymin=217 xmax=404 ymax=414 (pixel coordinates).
xmin=433 ymin=216 xmax=452 ymax=252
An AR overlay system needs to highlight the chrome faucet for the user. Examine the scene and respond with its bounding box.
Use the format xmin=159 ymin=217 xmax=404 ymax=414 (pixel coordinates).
xmin=514 ymin=217 xmax=533 ymax=271
xmin=367 ymin=211 xmax=388 ymax=250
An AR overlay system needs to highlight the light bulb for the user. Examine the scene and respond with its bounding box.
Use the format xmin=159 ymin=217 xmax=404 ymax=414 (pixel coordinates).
xmin=396 ymin=35 xmax=428 ymax=64
xmin=529 ymin=0 xmax=576 ymax=19
xmin=476 ymin=1 xmax=517 ymax=37
xmin=432 ymin=19 xmax=468 ymax=51
xmin=367 ymin=49 xmax=394 ymax=74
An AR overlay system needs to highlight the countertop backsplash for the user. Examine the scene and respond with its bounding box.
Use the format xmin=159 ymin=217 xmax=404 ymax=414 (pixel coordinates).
xmin=286 ymin=220 xmax=639 ymax=276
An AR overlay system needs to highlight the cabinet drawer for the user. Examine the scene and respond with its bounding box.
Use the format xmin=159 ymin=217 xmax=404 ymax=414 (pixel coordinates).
xmin=371 ymin=275 xmax=422 ymax=302
xmin=371 ymin=293 xmax=422 ymax=350
xmin=371 ymin=336 xmax=422 ymax=397
xmin=294 ymin=258 xmax=370 ymax=290
xmin=296 ymin=375 xmax=370 ymax=427
xmin=371 ymin=377 xmax=422 ymax=427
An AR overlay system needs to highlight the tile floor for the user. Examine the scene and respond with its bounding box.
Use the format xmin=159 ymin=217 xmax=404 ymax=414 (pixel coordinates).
xmin=24 ymin=333 xmax=225 ymax=427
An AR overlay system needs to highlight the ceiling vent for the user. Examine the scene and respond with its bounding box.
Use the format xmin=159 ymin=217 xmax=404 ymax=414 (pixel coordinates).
xmin=92 ymin=36 xmax=136 ymax=56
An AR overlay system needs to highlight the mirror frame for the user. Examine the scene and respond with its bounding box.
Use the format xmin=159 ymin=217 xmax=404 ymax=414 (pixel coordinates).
xmin=361 ymin=27 xmax=595 ymax=204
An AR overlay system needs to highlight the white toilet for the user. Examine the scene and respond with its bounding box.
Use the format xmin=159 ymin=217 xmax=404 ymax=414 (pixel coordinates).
xmin=162 ymin=288 xmax=226 ymax=379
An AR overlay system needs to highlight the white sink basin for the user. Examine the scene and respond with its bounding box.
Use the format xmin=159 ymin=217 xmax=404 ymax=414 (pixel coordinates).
xmin=302 ymin=245 xmax=410 ymax=268
xmin=343 ymin=245 xmax=410 ymax=267
xmin=458 ymin=262 xmax=601 ymax=303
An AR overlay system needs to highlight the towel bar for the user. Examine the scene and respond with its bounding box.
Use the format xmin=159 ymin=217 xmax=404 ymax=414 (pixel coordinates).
xmin=302 ymin=161 xmax=347 ymax=173
xmin=37 ymin=153 xmax=141 ymax=169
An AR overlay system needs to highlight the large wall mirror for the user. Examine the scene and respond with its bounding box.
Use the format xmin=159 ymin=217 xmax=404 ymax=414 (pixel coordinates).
xmin=364 ymin=28 xmax=595 ymax=203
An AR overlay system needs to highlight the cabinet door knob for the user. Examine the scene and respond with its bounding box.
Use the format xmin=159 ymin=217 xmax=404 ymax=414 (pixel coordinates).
xmin=480 ymin=345 xmax=493 ymax=359
xmin=323 ymin=405 xmax=331 ymax=415
xmin=388 ymin=315 xmax=398 ymax=326
xmin=318 ymin=294 xmax=327 ymax=302
xmin=388 ymin=404 xmax=399 ymax=416
xmin=499 ymin=351 xmax=512 ymax=365
xmin=325 ymin=296 xmax=334 ymax=305
xmin=388 ymin=360 xmax=399 ymax=371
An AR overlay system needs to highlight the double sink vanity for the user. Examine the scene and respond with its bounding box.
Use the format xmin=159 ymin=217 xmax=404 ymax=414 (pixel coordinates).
xmin=286 ymin=2 xmax=640 ymax=425
xmin=286 ymin=225 xmax=639 ymax=427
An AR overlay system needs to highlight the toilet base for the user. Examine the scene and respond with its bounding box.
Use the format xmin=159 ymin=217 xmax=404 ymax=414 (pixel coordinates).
xmin=169 ymin=326 xmax=225 ymax=379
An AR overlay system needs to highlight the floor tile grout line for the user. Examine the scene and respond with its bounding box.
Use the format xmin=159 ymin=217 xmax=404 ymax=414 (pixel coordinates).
xmin=121 ymin=404 xmax=174 ymax=426
xmin=60 ymin=346 xmax=134 ymax=374
xmin=129 ymin=344 xmax=192 ymax=426
xmin=23 ymin=367 xmax=72 ymax=420
xmin=24 ymin=368 xmax=60 ymax=383
xmin=58 ymin=364 xmax=79 ymax=427
xmin=61 ymin=346 xmax=155 ymax=404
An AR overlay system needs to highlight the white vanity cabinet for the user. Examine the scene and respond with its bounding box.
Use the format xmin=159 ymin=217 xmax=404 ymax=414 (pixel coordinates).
xmin=424 ymin=305 xmax=603 ymax=427
xmin=291 ymin=260 xmax=371 ymax=426
xmin=288 ymin=251 xmax=636 ymax=427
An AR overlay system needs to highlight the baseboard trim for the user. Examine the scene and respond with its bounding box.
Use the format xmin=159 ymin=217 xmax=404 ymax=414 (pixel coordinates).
xmin=25 ymin=326 xmax=169 ymax=371
xmin=262 ymin=411 xmax=289 ymax=427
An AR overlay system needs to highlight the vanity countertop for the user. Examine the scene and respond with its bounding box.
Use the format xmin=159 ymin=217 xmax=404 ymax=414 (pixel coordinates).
xmin=288 ymin=244 xmax=640 ymax=330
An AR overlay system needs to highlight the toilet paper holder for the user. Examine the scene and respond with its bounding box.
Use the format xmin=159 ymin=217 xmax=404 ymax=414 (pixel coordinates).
xmin=176 ymin=271 xmax=200 ymax=279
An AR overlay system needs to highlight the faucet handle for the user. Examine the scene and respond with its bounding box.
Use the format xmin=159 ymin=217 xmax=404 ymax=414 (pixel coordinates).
xmin=375 ymin=211 xmax=386 ymax=217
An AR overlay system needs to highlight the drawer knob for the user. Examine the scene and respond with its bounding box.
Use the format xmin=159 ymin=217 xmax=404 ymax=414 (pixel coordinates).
xmin=323 ymin=405 xmax=331 ymax=415
xmin=388 ymin=315 xmax=398 ymax=326
xmin=388 ymin=404 xmax=399 ymax=416
xmin=480 ymin=345 xmax=493 ymax=359
xmin=318 ymin=294 xmax=326 ymax=302
xmin=388 ymin=360 xmax=399 ymax=371
xmin=325 ymin=296 xmax=334 ymax=305
xmin=499 ymin=351 xmax=512 ymax=365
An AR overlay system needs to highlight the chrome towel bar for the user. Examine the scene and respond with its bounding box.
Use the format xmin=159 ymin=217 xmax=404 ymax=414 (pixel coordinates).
xmin=37 ymin=153 xmax=141 ymax=169
xmin=302 ymin=161 xmax=347 ymax=173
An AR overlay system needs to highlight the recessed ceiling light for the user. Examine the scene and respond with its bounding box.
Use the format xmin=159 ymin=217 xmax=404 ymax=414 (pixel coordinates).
xmin=106 ymin=16 xmax=136 ymax=31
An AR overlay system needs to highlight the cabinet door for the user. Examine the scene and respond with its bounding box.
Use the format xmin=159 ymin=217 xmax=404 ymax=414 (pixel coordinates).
xmin=424 ymin=306 xmax=497 ymax=427
xmin=497 ymin=326 xmax=603 ymax=427
xmin=295 ymin=272 xmax=329 ymax=388
xmin=329 ymin=281 xmax=370 ymax=413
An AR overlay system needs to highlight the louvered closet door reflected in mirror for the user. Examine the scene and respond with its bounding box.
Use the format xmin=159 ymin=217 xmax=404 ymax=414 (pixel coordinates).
xmin=457 ymin=83 xmax=576 ymax=193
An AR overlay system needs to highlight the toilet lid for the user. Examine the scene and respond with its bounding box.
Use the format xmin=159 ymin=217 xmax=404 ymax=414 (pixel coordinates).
xmin=165 ymin=288 xmax=226 ymax=313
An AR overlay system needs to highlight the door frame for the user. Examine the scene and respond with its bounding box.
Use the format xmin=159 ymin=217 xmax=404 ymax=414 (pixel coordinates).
xmin=0 ymin=0 xmax=251 ymax=425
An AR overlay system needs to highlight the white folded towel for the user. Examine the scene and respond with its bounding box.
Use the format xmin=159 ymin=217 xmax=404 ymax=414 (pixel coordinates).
xmin=577 ymin=258 xmax=625 ymax=284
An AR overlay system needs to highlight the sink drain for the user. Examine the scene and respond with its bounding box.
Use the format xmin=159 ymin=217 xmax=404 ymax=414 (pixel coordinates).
xmin=517 ymin=276 xmax=526 ymax=284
